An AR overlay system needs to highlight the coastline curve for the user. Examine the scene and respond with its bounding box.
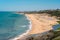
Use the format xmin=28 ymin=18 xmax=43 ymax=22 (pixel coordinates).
xmin=10 ymin=13 xmax=32 ymax=40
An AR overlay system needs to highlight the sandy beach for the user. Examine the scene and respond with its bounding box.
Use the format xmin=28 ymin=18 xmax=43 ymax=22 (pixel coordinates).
xmin=25 ymin=13 xmax=58 ymax=34
xmin=13 ymin=13 xmax=58 ymax=40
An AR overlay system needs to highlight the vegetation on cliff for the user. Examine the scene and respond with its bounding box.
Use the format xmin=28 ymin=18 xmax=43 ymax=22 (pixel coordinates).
xmin=57 ymin=21 xmax=60 ymax=24
xmin=25 ymin=9 xmax=60 ymax=17
xmin=56 ymin=28 xmax=60 ymax=30
xmin=38 ymin=9 xmax=60 ymax=17
xmin=25 ymin=30 xmax=60 ymax=40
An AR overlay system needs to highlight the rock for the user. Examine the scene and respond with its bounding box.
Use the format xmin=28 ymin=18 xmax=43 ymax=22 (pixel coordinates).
xmin=25 ymin=30 xmax=54 ymax=40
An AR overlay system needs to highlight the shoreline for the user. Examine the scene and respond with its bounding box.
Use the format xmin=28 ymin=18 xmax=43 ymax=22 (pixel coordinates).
xmin=11 ymin=13 xmax=58 ymax=40
xmin=10 ymin=14 xmax=32 ymax=40
xmin=25 ymin=14 xmax=58 ymax=34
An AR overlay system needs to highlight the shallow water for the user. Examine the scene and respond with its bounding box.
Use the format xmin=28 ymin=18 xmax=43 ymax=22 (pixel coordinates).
xmin=0 ymin=12 xmax=30 ymax=40
xmin=53 ymin=24 xmax=60 ymax=30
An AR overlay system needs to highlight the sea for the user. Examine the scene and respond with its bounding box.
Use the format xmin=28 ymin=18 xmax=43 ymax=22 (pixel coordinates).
xmin=0 ymin=12 xmax=31 ymax=40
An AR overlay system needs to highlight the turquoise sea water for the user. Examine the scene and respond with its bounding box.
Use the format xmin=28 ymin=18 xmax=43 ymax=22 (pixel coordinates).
xmin=0 ymin=12 xmax=30 ymax=40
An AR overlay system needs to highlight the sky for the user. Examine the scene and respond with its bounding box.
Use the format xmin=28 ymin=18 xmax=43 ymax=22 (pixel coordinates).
xmin=0 ymin=0 xmax=60 ymax=11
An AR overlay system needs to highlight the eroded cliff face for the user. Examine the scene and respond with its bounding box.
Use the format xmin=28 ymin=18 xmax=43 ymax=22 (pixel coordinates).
xmin=25 ymin=30 xmax=54 ymax=40
xmin=25 ymin=30 xmax=60 ymax=40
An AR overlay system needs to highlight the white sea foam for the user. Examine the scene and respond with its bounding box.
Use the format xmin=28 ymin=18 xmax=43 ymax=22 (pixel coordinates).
xmin=21 ymin=25 xmax=27 ymax=27
xmin=10 ymin=13 xmax=32 ymax=40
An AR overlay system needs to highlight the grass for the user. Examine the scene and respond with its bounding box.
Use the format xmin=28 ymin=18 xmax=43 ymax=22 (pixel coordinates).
xmin=57 ymin=21 xmax=60 ymax=24
xmin=52 ymin=31 xmax=60 ymax=40
xmin=52 ymin=36 xmax=60 ymax=40
xmin=56 ymin=27 xmax=60 ymax=31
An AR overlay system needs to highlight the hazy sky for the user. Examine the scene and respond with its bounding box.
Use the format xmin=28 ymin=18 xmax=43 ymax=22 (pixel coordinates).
xmin=0 ymin=0 xmax=60 ymax=11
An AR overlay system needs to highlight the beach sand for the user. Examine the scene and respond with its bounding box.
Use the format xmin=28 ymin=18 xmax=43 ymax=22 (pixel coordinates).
xmin=13 ymin=13 xmax=58 ymax=40
xmin=25 ymin=13 xmax=58 ymax=34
